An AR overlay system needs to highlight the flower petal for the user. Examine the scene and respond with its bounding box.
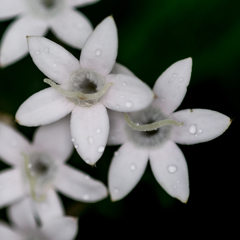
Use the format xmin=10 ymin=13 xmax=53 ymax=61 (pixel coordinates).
xmin=33 ymin=116 xmax=73 ymax=163
xmin=0 ymin=122 xmax=30 ymax=167
xmin=55 ymin=164 xmax=107 ymax=202
xmin=33 ymin=189 xmax=64 ymax=223
xmin=16 ymin=88 xmax=75 ymax=127
xmin=0 ymin=16 xmax=48 ymax=67
xmin=0 ymin=169 xmax=25 ymax=208
xmin=102 ymin=74 xmax=154 ymax=112
xmin=0 ymin=222 xmax=21 ymax=240
xmin=149 ymin=140 xmax=189 ymax=203
xmin=50 ymin=9 xmax=92 ymax=49
xmin=8 ymin=198 xmax=36 ymax=230
xmin=170 ymin=109 xmax=231 ymax=145
xmin=41 ymin=217 xmax=78 ymax=240
xmin=0 ymin=0 xmax=26 ymax=20
xmin=107 ymin=109 xmax=128 ymax=145
xmin=67 ymin=0 xmax=100 ymax=7
xmin=108 ymin=141 xmax=149 ymax=201
xmin=111 ymin=62 xmax=136 ymax=77
xmin=70 ymin=103 xmax=109 ymax=165
xmin=27 ymin=36 xmax=79 ymax=84
xmin=153 ymin=58 xmax=192 ymax=115
xmin=80 ymin=16 xmax=117 ymax=77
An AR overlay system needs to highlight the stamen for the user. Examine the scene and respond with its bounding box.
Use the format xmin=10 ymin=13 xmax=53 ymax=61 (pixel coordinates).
xmin=124 ymin=113 xmax=184 ymax=131
xmin=23 ymin=153 xmax=45 ymax=202
xmin=44 ymin=78 xmax=113 ymax=100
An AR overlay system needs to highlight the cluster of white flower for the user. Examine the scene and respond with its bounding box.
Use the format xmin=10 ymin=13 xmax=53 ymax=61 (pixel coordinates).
xmin=0 ymin=0 xmax=231 ymax=239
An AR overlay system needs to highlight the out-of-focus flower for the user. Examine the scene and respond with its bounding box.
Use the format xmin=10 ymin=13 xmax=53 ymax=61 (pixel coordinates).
xmin=0 ymin=198 xmax=78 ymax=240
xmin=107 ymin=58 xmax=231 ymax=203
xmin=0 ymin=0 xmax=99 ymax=67
xmin=15 ymin=16 xmax=154 ymax=165
xmin=0 ymin=116 xmax=108 ymax=222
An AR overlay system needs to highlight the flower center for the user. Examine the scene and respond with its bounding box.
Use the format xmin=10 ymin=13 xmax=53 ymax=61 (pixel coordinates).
xmin=125 ymin=106 xmax=181 ymax=148
xmin=23 ymin=152 xmax=57 ymax=201
xmin=24 ymin=0 xmax=66 ymax=19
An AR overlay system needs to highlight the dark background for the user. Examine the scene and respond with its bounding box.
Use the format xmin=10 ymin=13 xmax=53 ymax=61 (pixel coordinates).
xmin=0 ymin=0 xmax=237 ymax=238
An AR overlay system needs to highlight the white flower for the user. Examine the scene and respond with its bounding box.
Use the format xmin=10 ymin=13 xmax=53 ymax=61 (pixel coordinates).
xmin=0 ymin=198 xmax=78 ymax=240
xmin=15 ymin=16 xmax=154 ymax=165
xmin=107 ymin=58 xmax=231 ymax=203
xmin=0 ymin=116 xmax=108 ymax=222
xmin=0 ymin=0 xmax=99 ymax=67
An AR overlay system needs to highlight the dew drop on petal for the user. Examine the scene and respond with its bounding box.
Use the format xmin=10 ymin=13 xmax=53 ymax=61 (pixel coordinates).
xmin=130 ymin=164 xmax=137 ymax=171
xmin=53 ymin=63 xmax=57 ymax=67
xmin=10 ymin=140 xmax=17 ymax=146
xmin=95 ymin=49 xmax=102 ymax=56
xmin=177 ymin=180 xmax=180 ymax=184
xmin=198 ymin=129 xmax=203 ymax=133
xmin=71 ymin=138 xmax=75 ymax=142
xmin=168 ymin=78 xmax=173 ymax=83
xmin=120 ymin=95 xmax=125 ymax=99
xmin=86 ymin=159 xmax=90 ymax=164
xmin=173 ymin=185 xmax=177 ymax=189
xmin=74 ymin=144 xmax=78 ymax=148
xmin=168 ymin=165 xmax=177 ymax=173
xmin=50 ymin=54 xmax=54 ymax=58
xmin=125 ymin=101 xmax=133 ymax=108
xmin=179 ymin=78 xmax=184 ymax=82
xmin=114 ymin=151 xmax=119 ymax=157
xmin=189 ymin=124 xmax=197 ymax=134
xmin=114 ymin=188 xmax=119 ymax=193
xmin=98 ymin=146 xmax=105 ymax=153
xmin=96 ymin=128 xmax=102 ymax=134
xmin=85 ymin=175 xmax=90 ymax=180
xmin=44 ymin=47 xmax=49 ymax=53
xmin=83 ymin=194 xmax=90 ymax=200
xmin=35 ymin=50 xmax=40 ymax=55
xmin=123 ymin=82 xmax=126 ymax=87
xmin=88 ymin=136 xmax=94 ymax=145
xmin=173 ymin=73 xmax=178 ymax=77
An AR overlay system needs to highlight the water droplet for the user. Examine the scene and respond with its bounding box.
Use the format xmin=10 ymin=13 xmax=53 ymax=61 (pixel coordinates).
xmin=85 ymin=175 xmax=90 ymax=180
xmin=50 ymin=54 xmax=54 ymax=58
xmin=28 ymin=163 xmax=32 ymax=169
xmin=173 ymin=73 xmax=178 ymax=77
xmin=136 ymin=123 xmax=139 ymax=126
xmin=74 ymin=144 xmax=78 ymax=148
xmin=179 ymin=78 xmax=184 ymax=82
xmin=10 ymin=140 xmax=17 ymax=146
xmin=161 ymin=98 xmax=165 ymax=101
xmin=168 ymin=165 xmax=177 ymax=173
xmin=120 ymin=95 xmax=125 ymax=99
xmin=125 ymin=101 xmax=133 ymax=108
xmin=88 ymin=136 xmax=94 ymax=145
xmin=123 ymin=82 xmax=126 ymax=86
xmin=53 ymin=63 xmax=57 ymax=67
xmin=35 ymin=50 xmax=40 ymax=55
xmin=177 ymin=180 xmax=180 ymax=184
xmin=86 ymin=159 xmax=90 ymax=164
xmin=95 ymin=49 xmax=101 ymax=56
xmin=96 ymin=128 xmax=102 ymax=134
xmin=114 ymin=151 xmax=119 ymax=157
xmin=44 ymin=47 xmax=49 ymax=53
xmin=198 ymin=129 xmax=203 ymax=133
xmin=83 ymin=194 xmax=90 ymax=200
xmin=189 ymin=125 xmax=197 ymax=134
xmin=168 ymin=78 xmax=173 ymax=83
xmin=71 ymin=138 xmax=75 ymax=142
xmin=130 ymin=164 xmax=137 ymax=171
xmin=114 ymin=188 xmax=119 ymax=193
xmin=173 ymin=185 xmax=177 ymax=189
xmin=98 ymin=146 xmax=105 ymax=153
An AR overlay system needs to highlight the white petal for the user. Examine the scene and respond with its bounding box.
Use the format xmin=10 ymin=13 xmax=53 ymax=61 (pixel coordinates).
xmin=111 ymin=62 xmax=136 ymax=77
xmin=27 ymin=36 xmax=79 ymax=84
xmin=107 ymin=109 xmax=128 ymax=145
xmin=153 ymin=58 xmax=192 ymax=115
xmin=0 ymin=122 xmax=30 ymax=167
xmin=108 ymin=141 xmax=149 ymax=201
xmin=80 ymin=16 xmax=117 ymax=77
xmin=102 ymin=74 xmax=154 ymax=112
xmin=67 ymin=0 xmax=100 ymax=7
xmin=70 ymin=103 xmax=109 ymax=165
xmin=149 ymin=141 xmax=189 ymax=203
xmin=0 ymin=0 xmax=26 ymax=20
xmin=170 ymin=109 xmax=231 ymax=145
xmin=50 ymin=9 xmax=92 ymax=49
xmin=16 ymin=88 xmax=75 ymax=127
xmin=0 ymin=222 xmax=21 ymax=240
xmin=41 ymin=217 xmax=78 ymax=240
xmin=8 ymin=198 xmax=36 ymax=230
xmin=33 ymin=189 xmax=64 ymax=223
xmin=55 ymin=164 xmax=107 ymax=202
xmin=33 ymin=116 xmax=73 ymax=163
xmin=0 ymin=16 xmax=48 ymax=67
xmin=0 ymin=169 xmax=25 ymax=208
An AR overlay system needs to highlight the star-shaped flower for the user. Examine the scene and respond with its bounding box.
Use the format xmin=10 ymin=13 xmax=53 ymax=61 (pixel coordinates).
xmin=0 ymin=0 xmax=99 ymax=67
xmin=15 ymin=16 xmax=154 ymax=165
xmin=0 ymin=198 xmax=78 ymax=240
xmin=107 ymin=58 xmax=231 ymax=203
xmin=0 ymin=116 xmax=108 ymax=222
